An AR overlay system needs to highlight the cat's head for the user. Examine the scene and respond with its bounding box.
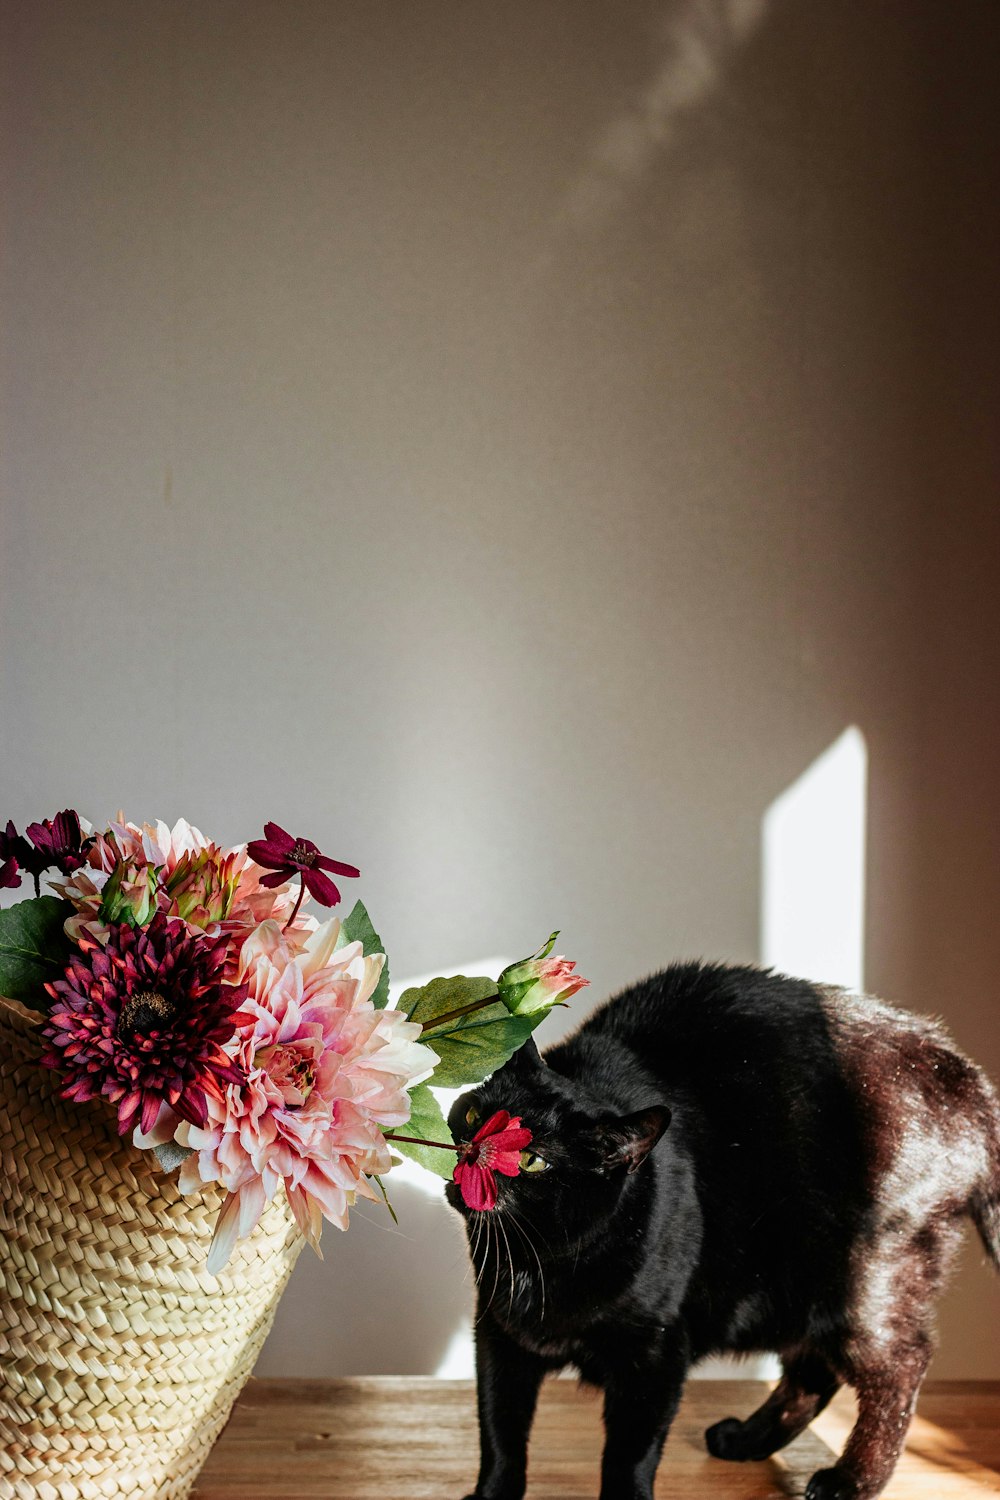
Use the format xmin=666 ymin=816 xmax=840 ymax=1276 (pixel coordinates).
xmin=444 ymin=1037 xmax=671 ymax=1233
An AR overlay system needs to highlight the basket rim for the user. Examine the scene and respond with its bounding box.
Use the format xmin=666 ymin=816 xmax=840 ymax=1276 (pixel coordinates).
xmin=0 ymin=991 xmax=45 ymax=1032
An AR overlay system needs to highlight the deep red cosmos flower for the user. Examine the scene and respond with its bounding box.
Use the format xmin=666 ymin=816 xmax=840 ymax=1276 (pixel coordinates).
xmin=25 ymin=809 xmax=90 ymax=874
xmin=453 ymin=1110 xmax=533 ymax=1212
xmin=0 ymin=810 xmax=90 ymax=892
xmin=246 ymin=822 xmax=360 ymax=909
xmin=40 ymin=914 xmax=248 ymax=1137
xmin=0 ymin=822 xmax=20 ymax=889
xmin=0 ymin=819 xmax=35 ymax=890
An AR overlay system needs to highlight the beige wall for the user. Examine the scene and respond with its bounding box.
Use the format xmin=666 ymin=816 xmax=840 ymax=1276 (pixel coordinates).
xmin=2 ymin=2 xmax=997 ymax=1377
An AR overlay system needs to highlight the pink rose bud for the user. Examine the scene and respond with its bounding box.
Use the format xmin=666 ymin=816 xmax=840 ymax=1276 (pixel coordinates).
xmin=497 ymin=933 xmax=589 ymax=1016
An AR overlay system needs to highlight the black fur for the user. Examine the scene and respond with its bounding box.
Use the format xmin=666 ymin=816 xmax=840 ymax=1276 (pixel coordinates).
xmin=445 ymin=963 xmax=1000 ymax=1500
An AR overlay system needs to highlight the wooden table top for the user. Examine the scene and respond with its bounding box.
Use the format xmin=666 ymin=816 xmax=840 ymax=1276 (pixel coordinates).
xmin=192 ymin=1377 xmax=1000 ymax=1499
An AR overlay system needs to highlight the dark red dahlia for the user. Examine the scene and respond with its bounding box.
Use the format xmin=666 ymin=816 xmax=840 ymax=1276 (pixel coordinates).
xmin=246 ymin=822 xmax=360 ymax=908
xmin=41 ymin=914 xmax=247 ymax=1137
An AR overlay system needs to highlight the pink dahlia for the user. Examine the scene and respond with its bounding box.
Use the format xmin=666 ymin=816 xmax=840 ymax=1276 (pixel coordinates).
xmin=41 ymin=915 xmax=247 ymax=1136
xmin=139 ymin=918 xmax=437 ymax=1272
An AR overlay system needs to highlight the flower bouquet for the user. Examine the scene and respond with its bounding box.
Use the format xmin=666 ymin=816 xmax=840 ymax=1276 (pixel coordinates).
xmin=0 ymin=810 xmax=586 ymax=1500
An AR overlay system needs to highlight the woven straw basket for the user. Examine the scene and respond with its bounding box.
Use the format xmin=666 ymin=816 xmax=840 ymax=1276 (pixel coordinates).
xmin=0 ymin=993 xmax=305 ymax=1500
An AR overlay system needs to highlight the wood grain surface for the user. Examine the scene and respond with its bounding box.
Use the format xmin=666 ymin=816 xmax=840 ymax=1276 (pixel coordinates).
xmin=191 ymin=1378 xmax=1000 ymax=1499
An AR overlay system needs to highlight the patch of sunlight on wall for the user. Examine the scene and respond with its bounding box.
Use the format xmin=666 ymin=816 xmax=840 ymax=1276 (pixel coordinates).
xmin=387 ymin=958 xmax=513 ymax=1379
xmin=761 ymin=726 xmax=868 ymax=992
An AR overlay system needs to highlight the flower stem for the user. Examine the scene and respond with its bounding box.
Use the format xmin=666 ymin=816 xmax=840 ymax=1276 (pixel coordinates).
xmin=282 ymin=878 xmax=306 ymax=933
xmin=384 ymin=1132 xmax=459 ymax=1152
xmin=420 ymin=993 xmax=499 ymax=1033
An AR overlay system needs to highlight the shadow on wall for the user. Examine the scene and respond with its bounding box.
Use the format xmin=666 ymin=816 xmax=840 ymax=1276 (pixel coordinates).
xmin=255 ymin=1172 xmax=470 ymax=1378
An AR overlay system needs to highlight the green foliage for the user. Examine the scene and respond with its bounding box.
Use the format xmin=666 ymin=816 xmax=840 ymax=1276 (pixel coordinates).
xmin=421 ymin=1002 xmax=538 ymax=1089
xmin=399 ymin=973 xmax=497 ymax=1026
xmin=337 ymin=899 xmax=390 ymax=1009
xmin=0 ymin=896 xmax=74 ymax=1007
xmin=371 ymin=1174 xmax=399 ymax=1224
xmin=399 ymin=973 xmax=540 ymax=1089
xmin=388 ymin=1081 xmax=455 ymax=1179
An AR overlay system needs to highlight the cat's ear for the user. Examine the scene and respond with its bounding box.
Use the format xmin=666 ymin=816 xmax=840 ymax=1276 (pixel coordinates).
xmin=509 ymin=1036 xmax=545 ymax=1072
xmin=595 ymin=1106 xmax=671 ymax=1174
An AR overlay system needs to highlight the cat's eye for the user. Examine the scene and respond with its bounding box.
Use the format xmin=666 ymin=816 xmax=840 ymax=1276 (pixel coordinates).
xmin=465 ymin=1106 xmax=480 ymax=1127
xmin=519 ymin=1150 xmax=549 ymax=1174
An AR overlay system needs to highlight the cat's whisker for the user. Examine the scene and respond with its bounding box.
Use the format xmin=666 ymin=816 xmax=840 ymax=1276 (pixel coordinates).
xmin=504 ymin=1206 xmax=546 ymax=1324
xmin=478 ymin=1215 xmax=502 ymax=1321
xmin=495 ymin=1208 xmax=517 ymax=1321
xmin=462 ymin=1214 xmax=483 ymax=1286
xmin=468 ymin=1212 xmax=488 ymax=1287
xmin=474 ymin=1216 xmax=491 ymax=1289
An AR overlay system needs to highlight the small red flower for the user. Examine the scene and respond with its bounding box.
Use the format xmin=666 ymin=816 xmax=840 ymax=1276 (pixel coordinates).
xmin=24 ymin=809 xmax=90 ymax=876
xmin=246 ymin=822 xmax=360 ymax=909
xmin=0 ymin=810 xmax=91 ymax=892
xmin=453 ymin=1110 xmax=533 ymax=1212
xmin=0 ymin=820 xmax=31 ymax=890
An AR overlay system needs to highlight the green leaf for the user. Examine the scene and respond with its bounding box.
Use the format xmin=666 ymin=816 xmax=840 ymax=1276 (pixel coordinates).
xmin=398 ymin=973 xmax=498 ymax=1026
xmin=421 ymin=1003 xmax=538 ymax=1089
xmin=371 ymin=1174 xmax=399 ymax=1224
xmin=386 ymin=1081 xmax=455 ymax=1179
xmin=0 ymin=896 xmax=74 ymax=1006
xmin=337 ymin=899 xmax=390 ymax=1009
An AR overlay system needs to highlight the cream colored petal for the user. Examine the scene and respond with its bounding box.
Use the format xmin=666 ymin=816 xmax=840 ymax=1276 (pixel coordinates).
xmin=300 ymin=916 xmax=344 ymax=975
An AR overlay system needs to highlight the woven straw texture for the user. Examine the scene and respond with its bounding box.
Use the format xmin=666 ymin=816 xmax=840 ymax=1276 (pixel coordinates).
xmin=0 ymin=993 xmax=305 ymax=1500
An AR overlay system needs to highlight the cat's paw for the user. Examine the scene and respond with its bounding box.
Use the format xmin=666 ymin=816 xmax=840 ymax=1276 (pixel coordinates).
xmin=804 ymin=1467 xmax=860 ymax=1500
xmin=705 ymin=1416 xmax=754 ymax=1461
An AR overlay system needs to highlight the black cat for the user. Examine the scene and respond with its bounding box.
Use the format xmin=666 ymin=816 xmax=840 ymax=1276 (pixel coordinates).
xmin=444 ymin=962 xmax=1000 ymax=1500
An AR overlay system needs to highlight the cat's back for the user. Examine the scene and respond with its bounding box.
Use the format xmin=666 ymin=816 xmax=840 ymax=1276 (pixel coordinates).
xmin=572 ymin=960 xmax=840 ymax=1102
xmin=565 ymin=961 xmax=999 ymax=1218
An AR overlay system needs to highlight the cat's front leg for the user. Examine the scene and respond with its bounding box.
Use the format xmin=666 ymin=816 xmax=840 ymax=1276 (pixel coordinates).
xmin=598 ymin=1327 xmax=690 ymax=1500
xmin=461 ymin=1313 xmax=546 ymax=1500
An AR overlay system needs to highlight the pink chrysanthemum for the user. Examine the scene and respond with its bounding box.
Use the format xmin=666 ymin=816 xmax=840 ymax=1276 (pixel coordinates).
xmin=41 ymin=915 xmax=248 ymax=1137
xmin=138 ymin=918 xmax=438 ymax=1272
